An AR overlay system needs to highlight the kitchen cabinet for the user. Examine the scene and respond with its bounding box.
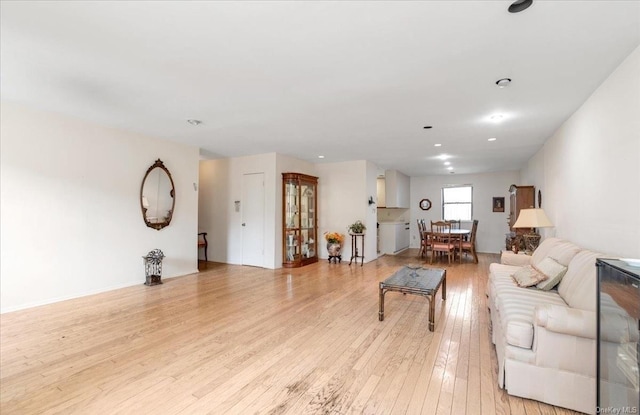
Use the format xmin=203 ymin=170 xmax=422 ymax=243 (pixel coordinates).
xmin=384 ymin=170 xmax=409 ymax=208
xmin=379 ymin=222 xmax=410 ymax=254
xmin=377 ymin=177 xmax=386 ymax=207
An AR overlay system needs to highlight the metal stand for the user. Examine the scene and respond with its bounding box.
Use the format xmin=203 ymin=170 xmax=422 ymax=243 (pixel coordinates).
xmin=348 ymin=233 xmax=365 ymax=267
xmin=143 ymin=249 xmax=165 ymax=286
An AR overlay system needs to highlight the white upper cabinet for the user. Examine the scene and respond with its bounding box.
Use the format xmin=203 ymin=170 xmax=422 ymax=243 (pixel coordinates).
xmin=384 ymin=170 xmax=410 ymax=208
xmin=376 ymin=177 xmax=386 ymax=207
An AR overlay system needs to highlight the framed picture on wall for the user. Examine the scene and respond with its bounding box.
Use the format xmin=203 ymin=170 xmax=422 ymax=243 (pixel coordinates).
xmin=493 ymin=197 xmax=505 ymax=212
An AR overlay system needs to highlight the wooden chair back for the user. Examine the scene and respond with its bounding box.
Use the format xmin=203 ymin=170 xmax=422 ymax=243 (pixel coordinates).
xmin=447 ymin=219 xmax=461 ymax=230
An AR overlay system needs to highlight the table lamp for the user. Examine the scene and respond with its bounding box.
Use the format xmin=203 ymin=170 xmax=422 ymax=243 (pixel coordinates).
xmin=513 ymin=208 xmax=554 ymax=254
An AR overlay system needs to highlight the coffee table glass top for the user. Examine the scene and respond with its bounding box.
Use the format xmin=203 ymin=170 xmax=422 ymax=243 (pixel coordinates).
xmin=381 ymin=266 xmax=445 ymax=293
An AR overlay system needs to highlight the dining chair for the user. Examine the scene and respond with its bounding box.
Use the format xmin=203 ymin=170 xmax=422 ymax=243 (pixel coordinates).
xmin=459 ymin=220 xmax=479 ymax=263
xmin=198 ymin=232 xmax=208 ymax=262
xmin=417 ymin=219 xmax=432 ymax=258
xmin=447 ymin=219 xmax=461 ymax=230
xmin=430 ymin=221 xmax=456 ymax=264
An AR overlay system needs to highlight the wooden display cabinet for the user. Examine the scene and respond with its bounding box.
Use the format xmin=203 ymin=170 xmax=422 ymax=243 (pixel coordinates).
xmin=506 ymin=184 xmax=535 ymax=251
xmin=282 ymin=173 xmax=318 ymax=268
xmin=508 ymin=184 xmax=535 ymax=230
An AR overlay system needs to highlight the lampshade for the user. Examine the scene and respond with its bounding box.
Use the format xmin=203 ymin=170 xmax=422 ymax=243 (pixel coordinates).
xmin=513 ymin=208 xmax=553 ymax=228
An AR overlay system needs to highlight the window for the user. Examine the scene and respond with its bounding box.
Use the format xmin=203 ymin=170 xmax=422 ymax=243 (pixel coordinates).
xmin=442 ymin=185 xmax=472 ymax=221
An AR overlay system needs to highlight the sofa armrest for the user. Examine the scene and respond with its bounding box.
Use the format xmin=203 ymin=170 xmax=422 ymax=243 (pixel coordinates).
xmin=534 ymin=305 xmax=596 ymax=340
xmin=500 ymin=250 xmax=532 ymax=266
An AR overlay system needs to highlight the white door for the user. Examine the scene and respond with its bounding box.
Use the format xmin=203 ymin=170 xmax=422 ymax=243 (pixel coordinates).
xmin=241 ymin=173 xmax=265 ymax=267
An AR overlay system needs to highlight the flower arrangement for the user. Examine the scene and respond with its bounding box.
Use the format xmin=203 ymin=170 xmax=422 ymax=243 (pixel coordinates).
xmin=324 ymin=232 xmax=345 ymax=245
xmin=348 ymin=220 xmax=366 ymax=234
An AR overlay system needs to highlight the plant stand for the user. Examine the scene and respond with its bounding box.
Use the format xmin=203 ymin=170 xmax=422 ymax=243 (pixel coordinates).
xmin=348 ymin=233 xmax=365 ymax=267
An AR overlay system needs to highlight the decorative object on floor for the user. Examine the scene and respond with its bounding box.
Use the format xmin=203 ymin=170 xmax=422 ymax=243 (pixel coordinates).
xmin=324 ymin=231 xmax=344 ymax=263
xmin=493 ymin=197 xmax=505 ymax=212
xmin=513 ymin=208 xmax=554 ymax=253
xmin=140 ymin=159 xmax=175 ymax=231
xmin=419 ymin=198 xmax=432 ymax=210
xmin=142 ymin=249 xmax=164 ymax=286
xmin=348 ymin=220 xmax=366 ymax=234
xmin=348 ymin=232 xmax=365 ymax=267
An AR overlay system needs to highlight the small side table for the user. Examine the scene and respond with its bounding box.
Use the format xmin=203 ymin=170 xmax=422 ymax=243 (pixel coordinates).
xmin=348 ymin=233 xmax=365 ymax=267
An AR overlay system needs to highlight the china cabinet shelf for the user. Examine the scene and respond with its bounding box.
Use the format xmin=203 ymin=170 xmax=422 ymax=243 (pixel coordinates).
xmin=282 ymin=172 xmax=318 ymax=268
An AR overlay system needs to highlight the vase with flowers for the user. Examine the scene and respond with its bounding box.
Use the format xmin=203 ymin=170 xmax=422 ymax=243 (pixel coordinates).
xmin=324 ymin=231 xmax=344 ymax=263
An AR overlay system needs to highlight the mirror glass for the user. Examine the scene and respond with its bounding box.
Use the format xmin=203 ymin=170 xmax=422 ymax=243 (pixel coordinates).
xmin=140 ymin=159 xmax=175 ymax=230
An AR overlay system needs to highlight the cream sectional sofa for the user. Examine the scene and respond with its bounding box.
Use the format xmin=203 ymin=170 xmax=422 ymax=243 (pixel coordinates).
xmin=487 ymin=237 xmax=600 ymax=414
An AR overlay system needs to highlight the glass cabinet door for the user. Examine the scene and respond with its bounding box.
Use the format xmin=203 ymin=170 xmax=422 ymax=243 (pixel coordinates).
xmin=282 ymin=173 xmax=318 ymax=267
xmin=300 ymin=182 xmax=315 ymax=259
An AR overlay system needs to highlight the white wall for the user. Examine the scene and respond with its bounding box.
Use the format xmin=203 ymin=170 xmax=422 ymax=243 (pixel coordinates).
xmin=198 ymin=153 xmax=315 ymax=269
xmin=410 ymin=171 xmax=521 ymax=253
xmin=316 ymin=160 xmax=377 ymax=263
xmin=1 ymin=102 xmax=200 ymax=313
xmin=521 ymin=46 xmax=640 ymax=257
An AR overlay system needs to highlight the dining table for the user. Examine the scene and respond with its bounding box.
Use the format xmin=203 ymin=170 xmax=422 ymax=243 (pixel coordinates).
xmin=423 ymin=228 xmax=471 ymax=262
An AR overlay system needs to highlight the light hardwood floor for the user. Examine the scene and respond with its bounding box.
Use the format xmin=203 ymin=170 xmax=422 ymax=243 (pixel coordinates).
xmin=1 ymin=251 xmax=584 ymax=414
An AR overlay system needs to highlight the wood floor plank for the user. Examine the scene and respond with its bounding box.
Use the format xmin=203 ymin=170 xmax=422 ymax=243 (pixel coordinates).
xmin=0 ymin=252 xmax=587 ymax=414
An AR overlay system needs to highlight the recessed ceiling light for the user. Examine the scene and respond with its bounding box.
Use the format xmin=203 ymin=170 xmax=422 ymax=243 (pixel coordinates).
xmin=488 ymin=137 xmax=497 ymax=142
xmin=509 ymin=0 xmax=533 ymax=13
xmin=318 ymin=155 xmax=325 ymax=159
xmin=447 ymin=166 xmax=454 ymax=170
xmin=444 ymin=161 xmax=451 ymax=165
xmin=490 ymin=114 xmax=504 ymax=121
xmin=434 ymin=143 xmax=442 ymax=147
xmin=423 ymin=126 xmax=433 ymax=129
xmin=187 ymin=119 xmax=203 ymax=126
xmin=437 ymin=154 xmax=450 ymax=160
xmin=495 ymin=78 xmax=512 ymax=88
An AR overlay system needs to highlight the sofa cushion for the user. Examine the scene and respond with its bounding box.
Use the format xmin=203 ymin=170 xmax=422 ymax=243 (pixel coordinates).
xmin=532 ymin=238 xmax=580 ymax=268
xmin=535 ymin=257 xmax=568 ymax=291
xmin=548 ymin=241 xmax=582 ymax=267
xmin=497 ymin=291 xmax=567 ymax=349
xmin=557 ymin=250 xmax=602 ymax=312
xmin=530 ymin=237 xmax=563 ymax=266
xmin=512 ymin=265 xmax=547 ymax=287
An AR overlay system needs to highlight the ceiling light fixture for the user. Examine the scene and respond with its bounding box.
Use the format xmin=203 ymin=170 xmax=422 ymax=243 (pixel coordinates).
xmin=318 ymin=155 xmax=325 ymax=159
xmin=495 ymin=78 xmax=512 ymax=88
xmin=488 ymin=137 xmax=497 ymax=142
xmin=437 ymin=154 xmax=450 ymax=160
xmin=434 ymin=143 xmax=442 ymax=147
xmin=187 ymin=119 xmax=203 ymax=126
xmin=509 ymin=0 xmax=533 ymax=13
xmin=447 ymin=166 xmax=454 ymax=170
xmin=444 ymin=161 xmax=451 ymax=165
xmin=489 ymin=114 xmax=505 ymax=122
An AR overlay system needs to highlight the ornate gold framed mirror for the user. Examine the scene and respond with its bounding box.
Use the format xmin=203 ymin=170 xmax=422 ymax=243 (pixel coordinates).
xmin=140 ymin=159 xmax=175 ymax=230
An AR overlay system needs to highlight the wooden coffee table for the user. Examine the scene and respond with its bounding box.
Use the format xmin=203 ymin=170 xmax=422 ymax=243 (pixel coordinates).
xmin=378 ymin=266 xmax=446 ymax=331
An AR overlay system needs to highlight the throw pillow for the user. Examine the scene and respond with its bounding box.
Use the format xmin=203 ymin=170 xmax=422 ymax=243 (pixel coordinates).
xmin=511 ymin=265 xmax=547 ymax=287
xmin=534 ymin=257 xmax=568 ymax=291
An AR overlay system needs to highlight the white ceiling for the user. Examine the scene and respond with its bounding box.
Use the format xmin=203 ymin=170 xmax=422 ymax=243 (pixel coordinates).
xmin=1 ymin=1 xmax=639 ymax=176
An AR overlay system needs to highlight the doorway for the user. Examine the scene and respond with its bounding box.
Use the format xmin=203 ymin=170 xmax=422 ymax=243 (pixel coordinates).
xmin=241 ymin=173 xmax=265 ymax=267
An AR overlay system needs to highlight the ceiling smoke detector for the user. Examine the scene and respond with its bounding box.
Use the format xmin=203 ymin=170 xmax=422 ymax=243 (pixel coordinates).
xmin=496 ymin=78 xmax=512 ymax=87
xmin=509 ymin=0 xmax=533 ymax=13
